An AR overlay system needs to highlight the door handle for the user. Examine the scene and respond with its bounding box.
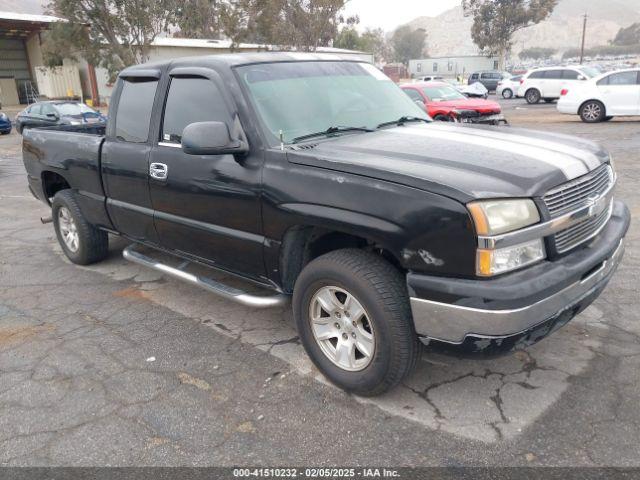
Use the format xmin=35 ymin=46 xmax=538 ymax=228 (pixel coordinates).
xmin=150 ymin=163 xmax=168 ymax=180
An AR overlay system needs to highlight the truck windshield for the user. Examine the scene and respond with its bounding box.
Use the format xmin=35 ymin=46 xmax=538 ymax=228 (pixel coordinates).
xmin=236 ymin=61 xmax=429 ymax=144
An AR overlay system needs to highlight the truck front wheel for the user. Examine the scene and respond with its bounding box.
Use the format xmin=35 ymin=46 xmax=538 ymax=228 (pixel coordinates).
xmin=293 ymin=249 xmax=420 ymax=396
xmin=52 ymin=190 xmax=108 ymax=265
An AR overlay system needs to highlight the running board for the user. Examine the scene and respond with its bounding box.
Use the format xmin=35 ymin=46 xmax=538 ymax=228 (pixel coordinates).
xmin=122 ymin=245 xmax=288 ymax=308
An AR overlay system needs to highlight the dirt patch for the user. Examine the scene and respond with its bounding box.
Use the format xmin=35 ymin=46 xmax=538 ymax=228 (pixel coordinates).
xmin=177 ymin=372 xmax=211 ymax=391
xmin=113 ymin=287 xmax=151 ymax=301
xmin=0 ymin=324 xmax=54 ymax=346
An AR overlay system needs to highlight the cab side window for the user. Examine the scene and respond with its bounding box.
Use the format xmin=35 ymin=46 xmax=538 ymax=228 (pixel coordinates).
xmin=562 ymin=70 xmax=579 ymax=80
xmin=114 ymin=78 xmax=158 ymax=143
xmin=161 ymin=77 xmax=231 ymax=144
xmin=404 ymin=89 xmax=423 ymax=102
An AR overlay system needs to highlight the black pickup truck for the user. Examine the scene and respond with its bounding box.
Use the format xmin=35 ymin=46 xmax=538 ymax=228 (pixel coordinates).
xmin=22 ymin=53 xmax=630 ymax=396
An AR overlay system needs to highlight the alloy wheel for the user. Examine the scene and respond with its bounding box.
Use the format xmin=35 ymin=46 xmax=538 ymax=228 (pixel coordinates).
xmin=308 ymin=286 xmax=375 ymax=372
xmin=583 ymin=103 xmax=602 ymax=122
xmin=58 ymin=207 xmax=80 ymax=252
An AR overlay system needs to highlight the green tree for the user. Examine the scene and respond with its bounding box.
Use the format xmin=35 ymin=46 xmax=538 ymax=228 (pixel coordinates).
xmin=44 ymin=0 xmax=177 ymax=80
xmin=462 ymin=0 xmax=558 ymax=68
xmin=391 ymin=26 xmax=426 ymax=65
xmin=334 ymin=26 xmax=363 ymax=51
xmin=612 ymin=22 xmax=640 ymax=46
xmin=334 ymin=27 xmax=389 ymax=61
xmin=361 ymin=28 xmax=391 ymax=62
xmin=518 ymin=46 xmax=556 ymax=60
xmin=176 ymin=0 xmax=352 ymax=50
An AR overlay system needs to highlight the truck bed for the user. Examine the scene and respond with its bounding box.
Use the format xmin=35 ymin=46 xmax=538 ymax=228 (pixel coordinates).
xmin=22 ymin=126 xmax=113 ymax=229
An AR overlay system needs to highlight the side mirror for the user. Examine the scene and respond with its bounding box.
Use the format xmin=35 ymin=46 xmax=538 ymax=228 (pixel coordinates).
xmin=577 ymin=75 xmax=586 ymax=81
xmin=181 ymin=121 xmax=248 ymax=156
xmin=46 ymin=113 xmax=58 ymax=119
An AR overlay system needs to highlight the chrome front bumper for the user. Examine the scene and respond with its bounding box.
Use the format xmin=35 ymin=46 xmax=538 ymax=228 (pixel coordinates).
xmin=410 ymin=239 xmax=625 ymax=344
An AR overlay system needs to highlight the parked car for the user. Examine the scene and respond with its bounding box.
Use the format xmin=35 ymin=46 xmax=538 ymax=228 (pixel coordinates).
xmin=517 ymin=66 xmax=600 ymax=104
xmin=416 ymin=75 xmax=444 ymax=82
xmin=15 ymin=101 xmax=106 ymax=134
xmin=558 ymin=69 xmax=640 ymax=123
xmin=468 ymin=71 xmax=511 ymax=92
xmin=0 ymin=111 xmax=11 ymax=135
xmin=22 ymin=54 xmax=629 ymax=396
xmin=402 ymin=82 xmax=505 ymax=124
xmin=496 ymin=75 xmax=522 ymax=99
xmin=446 ymin=79 xmax=489 ymax=99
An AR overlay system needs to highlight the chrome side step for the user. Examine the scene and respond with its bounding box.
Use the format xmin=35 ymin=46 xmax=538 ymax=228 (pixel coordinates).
xmin=122 ymin=245 xmax=288 ymax=308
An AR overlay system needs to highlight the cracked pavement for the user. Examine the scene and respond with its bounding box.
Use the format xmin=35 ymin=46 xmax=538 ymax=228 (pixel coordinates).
xmin=0 ymin=99 xmax=639 ymax=466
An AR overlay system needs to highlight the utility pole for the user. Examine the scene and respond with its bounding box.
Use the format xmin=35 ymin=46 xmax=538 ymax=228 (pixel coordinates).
xmin=579 ymin=13 xmax=588 ymax=64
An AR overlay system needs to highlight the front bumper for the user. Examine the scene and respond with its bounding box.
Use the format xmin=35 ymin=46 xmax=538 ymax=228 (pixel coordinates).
xmin=408 ymin=201 xmax=630 ymax=345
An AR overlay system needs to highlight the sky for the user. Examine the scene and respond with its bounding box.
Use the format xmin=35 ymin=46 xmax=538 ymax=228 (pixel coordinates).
xmin=342 ymin=0 xmax=462 ymax=32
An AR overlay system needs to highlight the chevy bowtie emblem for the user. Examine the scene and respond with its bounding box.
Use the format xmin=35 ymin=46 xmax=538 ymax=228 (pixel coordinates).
xmin=587 ymin=194 xmax=606 ymax=216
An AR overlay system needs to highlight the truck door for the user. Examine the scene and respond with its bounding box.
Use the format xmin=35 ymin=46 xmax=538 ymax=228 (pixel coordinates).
xmin=148 ymin=70 xmax=266 ymax=280
xmin=101 ymin=74 xmax=160 ymax=243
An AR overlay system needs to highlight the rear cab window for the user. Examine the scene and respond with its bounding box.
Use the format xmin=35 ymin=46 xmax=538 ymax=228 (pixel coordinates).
xmin=114 ymin=79 xmax=158 ymax=143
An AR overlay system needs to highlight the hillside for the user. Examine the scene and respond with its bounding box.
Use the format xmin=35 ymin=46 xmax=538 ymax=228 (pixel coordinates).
xmin=405 ymin=0 xmax=640 ymax=58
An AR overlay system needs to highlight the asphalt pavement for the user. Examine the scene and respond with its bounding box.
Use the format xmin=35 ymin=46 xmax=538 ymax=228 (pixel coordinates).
xmin=0 ymin=98 xmax=639 ymax=466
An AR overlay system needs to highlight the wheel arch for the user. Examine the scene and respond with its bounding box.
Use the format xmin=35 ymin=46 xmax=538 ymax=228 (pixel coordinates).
xmin=579 ymin=98 xmax=606 ymax=116
xmin=279 ymin=224 xmax=403 ymax=294
xmin=41 ymin=170 xmax=71 ymax=204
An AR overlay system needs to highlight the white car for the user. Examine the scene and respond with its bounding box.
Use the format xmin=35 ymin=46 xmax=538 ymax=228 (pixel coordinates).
xmin=517 ymin=66 xmax=600 ymax=104
xmin=557 ymin=68 xmax=640 ymax=123
xmin=416 ymin=75 xmax=444 ymax=82
xmin=496 ymin=75 xmax=522 ymax=99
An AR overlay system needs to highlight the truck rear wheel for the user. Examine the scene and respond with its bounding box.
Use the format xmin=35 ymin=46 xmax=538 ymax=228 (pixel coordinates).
xmin=52 ymin=190 xmax=108 ymax=265
xmin=293 ymin=249 xmax=419 ymax=396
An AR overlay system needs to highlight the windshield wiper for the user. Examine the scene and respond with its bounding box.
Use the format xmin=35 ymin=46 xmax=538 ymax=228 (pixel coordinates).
xmin=376 ymin=116 xmax=431 ymax=129
xmin=291 ymin=126 xmax=374 ymax=144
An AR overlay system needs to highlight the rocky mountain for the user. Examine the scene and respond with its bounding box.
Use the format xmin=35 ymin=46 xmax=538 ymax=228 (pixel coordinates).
xmin=405 ymin=0 xmax=640 ymax=58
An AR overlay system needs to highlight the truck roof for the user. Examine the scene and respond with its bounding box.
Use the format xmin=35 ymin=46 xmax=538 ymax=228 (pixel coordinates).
xmin=120 ymin=52 xmax=368 ymax=77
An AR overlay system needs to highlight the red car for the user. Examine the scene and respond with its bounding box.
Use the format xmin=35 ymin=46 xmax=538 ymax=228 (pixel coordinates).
xmin=401 ymin=81 xmax=507 ymax=125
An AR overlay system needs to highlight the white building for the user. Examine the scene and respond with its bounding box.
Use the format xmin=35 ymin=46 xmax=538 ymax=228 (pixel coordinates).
xmin=409 ymin=55 xmax=499 ymax=79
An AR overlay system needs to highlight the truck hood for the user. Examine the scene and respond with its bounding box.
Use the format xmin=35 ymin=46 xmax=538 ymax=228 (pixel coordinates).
xmin=287 ymin=123 xmax=610 ymax=203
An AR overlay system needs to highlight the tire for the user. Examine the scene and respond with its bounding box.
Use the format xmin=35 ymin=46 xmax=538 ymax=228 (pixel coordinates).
xmin=579 ymin=100 xmax=606 ymax=123
xmin=525 ymin=89 xmax=541 ymax=104
xmin=502 ymin=89 xmax=513 ymax=99
xmin=52 ymin=190 xmax=108 ymax=265
xmin=293 ymin=249 xmax=420 ymax=396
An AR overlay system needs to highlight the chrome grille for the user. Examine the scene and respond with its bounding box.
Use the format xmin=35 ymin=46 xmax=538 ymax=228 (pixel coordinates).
xmin=543 ymin=164 xmax=613 ymax=218
xmin=554 ymin=201 xmax=612 ymax=253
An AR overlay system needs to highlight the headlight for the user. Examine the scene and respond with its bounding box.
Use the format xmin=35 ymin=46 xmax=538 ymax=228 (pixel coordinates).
xmin=468 ymin=199 xmax=545 ymax=276
xmin=468 ymin=199 xmax=540 ymax=235
xmin=477 ymin=239 xmax=546 ymax=277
